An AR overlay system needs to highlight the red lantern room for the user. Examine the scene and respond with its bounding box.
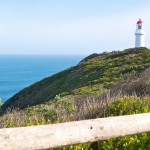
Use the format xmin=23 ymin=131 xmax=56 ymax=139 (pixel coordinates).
xmin=137 ymin=18 xmax=143 ymax=24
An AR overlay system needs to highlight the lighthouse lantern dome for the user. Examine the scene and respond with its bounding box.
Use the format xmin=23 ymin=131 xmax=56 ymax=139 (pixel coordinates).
xmin=136 ymin=19 xmax=143 ymax=30
xmin=137 ymin=18 xmax=143 ymax=24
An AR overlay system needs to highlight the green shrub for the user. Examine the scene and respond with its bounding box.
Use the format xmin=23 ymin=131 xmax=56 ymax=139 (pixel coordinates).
xmin=0 ymin=98 xmax=2 ymax=107
xmin=107 ymin=96 xmax=150 ymax=116
xmin=54 ymin=95 xmax=76 ymax=115
xmin=98 ymin=96 xmax=150 ymax=150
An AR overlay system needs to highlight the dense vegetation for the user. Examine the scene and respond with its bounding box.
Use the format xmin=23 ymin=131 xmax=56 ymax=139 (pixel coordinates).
xmin=2 ymin=47 xmax=150 ymax=110
xmin=0 ymin=47 xmax=150 ymax=149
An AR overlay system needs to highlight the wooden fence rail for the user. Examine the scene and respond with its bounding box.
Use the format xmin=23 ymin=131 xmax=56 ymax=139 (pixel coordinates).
xmin=0 ymin=113 xmax=150 ymax=150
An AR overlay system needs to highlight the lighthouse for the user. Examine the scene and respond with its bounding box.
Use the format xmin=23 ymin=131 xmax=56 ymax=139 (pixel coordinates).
xmin=135 ymin=19 xmax=145 ymax=47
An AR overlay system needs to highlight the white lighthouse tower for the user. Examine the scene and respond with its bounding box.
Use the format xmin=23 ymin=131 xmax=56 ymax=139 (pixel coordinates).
xmin=135 ymin=18 xmax=145 ymax=47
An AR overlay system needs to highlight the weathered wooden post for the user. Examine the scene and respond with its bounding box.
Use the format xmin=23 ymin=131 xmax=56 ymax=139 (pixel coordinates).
xmin=0 ymin=113 xmax=149 ymax=150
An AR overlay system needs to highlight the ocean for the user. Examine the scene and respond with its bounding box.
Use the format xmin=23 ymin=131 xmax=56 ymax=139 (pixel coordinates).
xmin=0 ymin=55 xmax=85 ymax=103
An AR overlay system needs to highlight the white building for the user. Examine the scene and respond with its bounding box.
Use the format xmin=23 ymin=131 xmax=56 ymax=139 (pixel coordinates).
xmin=135 ymin=19 xmax=145 ymax=48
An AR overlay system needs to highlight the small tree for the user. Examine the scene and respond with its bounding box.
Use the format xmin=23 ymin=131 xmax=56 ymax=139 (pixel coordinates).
xmin=0 ymin=98 xmax=3 ymax=112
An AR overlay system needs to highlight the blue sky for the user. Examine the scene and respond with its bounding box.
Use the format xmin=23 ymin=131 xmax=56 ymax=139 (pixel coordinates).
xmin=0 ymin=0 xmax=150 ymax=55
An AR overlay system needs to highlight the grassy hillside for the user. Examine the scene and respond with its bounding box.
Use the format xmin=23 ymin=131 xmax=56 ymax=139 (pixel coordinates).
xmin=0 ymin=47 xmax=150 ymax=149
xmin=2 ymin=47 xmax=150 ymax=110
xmin=0 ymin=67 xmax=150 ymax=149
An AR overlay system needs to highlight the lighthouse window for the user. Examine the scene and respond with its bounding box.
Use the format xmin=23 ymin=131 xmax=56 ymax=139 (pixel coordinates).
xmin=138 ymin=25 xmax=142 ymax=29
